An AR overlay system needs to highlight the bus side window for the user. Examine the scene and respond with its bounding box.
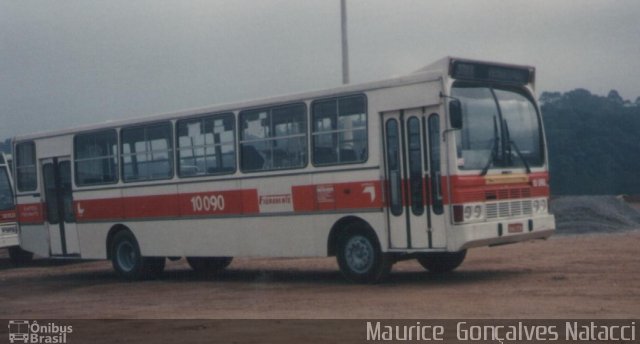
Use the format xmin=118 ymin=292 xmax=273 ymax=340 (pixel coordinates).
xmin=312 ymin=94 xmax=367 ymax=166
xmin=15 ymin=141 xmax=37 ymax=192
xmin=121 ymin=122 xmax=173 ymax=182
xmin=74 ymin=129 xmax=118 ymax=186
xmin=176 ymin=113 xmax=235 ymax=177
xmin=239 ymin=103 xmax=307 ymax=172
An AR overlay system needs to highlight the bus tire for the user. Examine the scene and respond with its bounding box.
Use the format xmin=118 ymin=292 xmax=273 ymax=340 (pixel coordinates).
xmin=416 ymin=250 xmax=467 ymax=273
xmin=110 ymin=230 xmax=165 ymax=280
xmin=8 ymin=246 xmax=34 ymax=266
xmin=336 ymin=225 xmax=391 ymax=284
xmin=186 ymin=257 xmax=233 ymax=275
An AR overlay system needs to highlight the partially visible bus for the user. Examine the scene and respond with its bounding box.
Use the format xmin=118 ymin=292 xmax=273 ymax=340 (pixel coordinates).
xmin=0 ymin=153 xmax=33 ymax=264
xmin=13 ymin=57 xmax=554 ymax=283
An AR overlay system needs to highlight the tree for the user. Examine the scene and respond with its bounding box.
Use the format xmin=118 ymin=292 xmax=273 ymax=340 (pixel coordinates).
xmin=539 ymin=91 xmax=562 ymax=105
xmin=607 ymin=89 xmax=623 ymax=105
xmin=542 ymin=89 xmax=640 ymax=195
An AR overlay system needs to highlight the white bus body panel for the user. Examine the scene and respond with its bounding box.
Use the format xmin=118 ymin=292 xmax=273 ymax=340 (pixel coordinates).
xmin=78 ymin=212 xmax=385 ymax=259
xmin=18 ymin=224 xmax=49 ymax=257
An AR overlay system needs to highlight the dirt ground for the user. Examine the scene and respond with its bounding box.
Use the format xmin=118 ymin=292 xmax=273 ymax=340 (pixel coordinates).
xmin=1 ymin=231 xmax=639 ymax=320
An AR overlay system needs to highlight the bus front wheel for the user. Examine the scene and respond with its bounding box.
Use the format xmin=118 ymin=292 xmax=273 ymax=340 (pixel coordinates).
xmin=186 ymin=257 xmax=233 ymax=275
xmin=416 ymin=250 xmax=467 ymax=273
xmin=336 ymin=226 xmax=391 ymax=284
xmin=110 ymin=230 xmax=165 ymax=280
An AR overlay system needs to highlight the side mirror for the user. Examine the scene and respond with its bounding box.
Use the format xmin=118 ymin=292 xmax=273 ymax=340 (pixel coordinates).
xmin=449 ymin=100 xmax=463 ymax=130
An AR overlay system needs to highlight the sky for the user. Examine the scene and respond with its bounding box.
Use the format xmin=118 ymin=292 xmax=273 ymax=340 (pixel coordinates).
xmin=1 ymin=0 xmax=639 ymax=140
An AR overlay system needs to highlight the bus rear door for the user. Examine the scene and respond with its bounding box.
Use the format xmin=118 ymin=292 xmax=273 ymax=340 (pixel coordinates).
xmin=41 ymin=157 xmax=80 ymax=256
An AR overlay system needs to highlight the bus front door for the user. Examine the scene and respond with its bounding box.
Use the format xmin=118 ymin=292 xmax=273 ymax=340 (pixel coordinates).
xmin=41 ymin=157 xmax=80 ymax=256
xmin=382 ymin=109 xmax=446 ymax=249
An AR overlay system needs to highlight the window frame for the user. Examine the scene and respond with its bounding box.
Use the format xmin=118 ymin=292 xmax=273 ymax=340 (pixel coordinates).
xmin=238 ymin=102 xmax=308 ymax=173
xmin=176 ymin=112 xmax=237 ymax=178
xmin=451 ymin=82 xmax=545 ymax=171
xmin=310 ymin=93 xmax=369 ymax=167
xmin=73 ymin=128 xmax=119 ymax=187
xmin=120 ymin=121 xmax=175 ymax=183
xmin=428 ymin=113 xmax=443 ymax=215
xmin=385 ymin=118 xmax=403 ymax=217
xmin=407 ymin=116 xmax=424 ymax=216
xmin=15 ymin=141 xmax=37 ymax=192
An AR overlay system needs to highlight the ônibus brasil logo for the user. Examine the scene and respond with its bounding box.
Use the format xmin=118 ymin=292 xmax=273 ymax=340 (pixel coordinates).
xmin=7 ymin=320 xmax=72 ymax=344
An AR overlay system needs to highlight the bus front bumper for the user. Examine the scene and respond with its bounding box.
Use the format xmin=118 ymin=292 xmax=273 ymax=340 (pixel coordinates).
xmin=449 ymin=214 xmax=555 ymax=251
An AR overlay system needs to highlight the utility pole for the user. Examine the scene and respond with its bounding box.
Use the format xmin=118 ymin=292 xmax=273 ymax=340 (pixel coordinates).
xmin=340 ymin=0 xmax=349 ymax=84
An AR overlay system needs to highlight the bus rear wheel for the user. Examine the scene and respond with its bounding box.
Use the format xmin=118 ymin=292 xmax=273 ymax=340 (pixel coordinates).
xmin=110 ymin=230 xmax=165 ymax=280
xmin=8 ymin=246 xmax=34 ymax=266
xmin=336 ymin=226 xmax=391 ymax=284
xmin=416 ymin=250 xmax=467 ymax=273
xmin=186 ymin=257 xmax=233 ymax=275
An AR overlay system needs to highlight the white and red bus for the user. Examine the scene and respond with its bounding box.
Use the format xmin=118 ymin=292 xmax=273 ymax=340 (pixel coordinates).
xmin=12 ymin=57 xmax=554 ymax=283
xmin=1 ymin=153 xmax=34 ymax=264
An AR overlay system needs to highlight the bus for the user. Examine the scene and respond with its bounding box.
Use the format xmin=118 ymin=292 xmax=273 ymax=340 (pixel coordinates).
xmin=12 ymin=57 xmax=554 ymax=283
xmin=1 ymin=153 xmax=33 ymax=264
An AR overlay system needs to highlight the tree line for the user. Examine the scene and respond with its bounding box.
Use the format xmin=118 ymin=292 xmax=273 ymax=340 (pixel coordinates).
xmin=542 ymin=89 xmax=640 ymax=195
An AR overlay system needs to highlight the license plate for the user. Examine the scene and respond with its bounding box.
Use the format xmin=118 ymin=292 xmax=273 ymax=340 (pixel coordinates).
xmin=1 ymin=226 xmax=17 ymax=234
xmin=508 ymin=223 xmax=523 ymax=233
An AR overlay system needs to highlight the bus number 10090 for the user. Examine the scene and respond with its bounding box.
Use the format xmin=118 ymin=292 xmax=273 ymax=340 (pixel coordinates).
xmin=190 ymin=194 xmax=225 ymax=212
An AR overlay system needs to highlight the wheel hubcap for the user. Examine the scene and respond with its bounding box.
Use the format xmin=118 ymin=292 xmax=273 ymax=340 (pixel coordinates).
xmin=116 ymin=241 xmax=137 ymax=272
xmin=345 ymin=236 xmax=374 ymax=273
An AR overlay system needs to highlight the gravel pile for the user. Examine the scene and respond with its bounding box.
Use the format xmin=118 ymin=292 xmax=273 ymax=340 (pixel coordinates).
xmin=550 ymin=196 xmax=640 ymax=235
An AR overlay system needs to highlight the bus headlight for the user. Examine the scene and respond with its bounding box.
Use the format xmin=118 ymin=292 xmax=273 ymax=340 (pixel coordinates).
xmin=532 ymin=198 xmax=548 ymax=214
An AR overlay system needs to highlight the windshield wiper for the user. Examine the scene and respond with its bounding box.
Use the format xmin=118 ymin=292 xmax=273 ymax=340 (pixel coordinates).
xmin=480 ymin=116 xmax=500 ymax=176
xmin=503 ymin=119 xmax=531 ymax=174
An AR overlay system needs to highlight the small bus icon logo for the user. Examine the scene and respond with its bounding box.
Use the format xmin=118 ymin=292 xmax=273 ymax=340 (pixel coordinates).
xmin=7 ymin=320 xmax=30 ymax=343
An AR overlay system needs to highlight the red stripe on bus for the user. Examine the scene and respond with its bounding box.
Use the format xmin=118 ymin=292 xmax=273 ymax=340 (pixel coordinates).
xmin=24 ymin=175 xmax=550 ymax=224
xmin=122 ymin=194 xmax=179 ymax=219
xmin=178 ymin=189 xmax=248 ymax=217
xmin=292 ymin=181 xmax=383 ymax=212
xmin=16 ymin=203 xmax=44 ymax=224
xmin=240 ymin=189 xmax=260 ymax=214
xmin=72 ymin=180 xmax=384 ymax=222
xmin=448 ymin=172 xmax=550 ymax=203
xmin=75 ymin=197 xmax=122 ymax=220
xmin=0 ymin=209 xmax=17 ymax=223
xmin=72 ymin=189 xmax=257 ymax=221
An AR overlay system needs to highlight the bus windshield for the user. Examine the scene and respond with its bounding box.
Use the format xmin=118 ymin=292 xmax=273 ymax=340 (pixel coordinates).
xmin=452 ymin=83 xmax=543 ymax=172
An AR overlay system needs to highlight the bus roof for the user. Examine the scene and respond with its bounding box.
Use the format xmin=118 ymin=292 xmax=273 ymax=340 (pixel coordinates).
xmin=12 ymin=56 xmax=534 ymax=142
